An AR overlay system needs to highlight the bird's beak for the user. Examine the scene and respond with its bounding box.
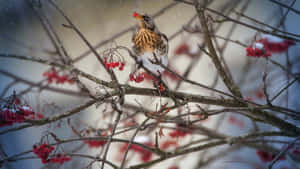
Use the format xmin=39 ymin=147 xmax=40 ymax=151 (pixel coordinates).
xmin=133 ymin=12 xmax=143 ymax=20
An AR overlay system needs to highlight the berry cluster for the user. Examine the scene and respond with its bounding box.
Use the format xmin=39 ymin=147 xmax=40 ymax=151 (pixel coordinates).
xmin=0 ymin=94 xmax=46 ymax=127
xmin=0 ymin=105 xmax=35 ymax=127
xmin=50 ymin=154 xmax=71 ymax=164
xmin=129 ymin=73 xmax=145 ymax=83
xmin=131 ymin=70 xmax=179 ymax=85
xmin=121 ymin=143 xmax=153 ymax=162
xmin=160 ymin=140 xmax=178 ymax=150
xmin=33 ymin=143 xmax=55 ymax=164
xmin=173 ymin=43 xmax=200 ymax=58
xmin=43 ymin=68 xmax=75 ymax=84
xmin=168 ymin=166 xmax=180 ymax=169
xmin=246 ymin=35 xmax=295 ymax=58
xmin=246 ymin=46 xmax=271 ymax=58
xmin=104 ymin=60 xmax=125 ymax=71
xmin=83 ymin=140 xmax=107 ymax=148
xmin=258 ymin=36 xmax=295 ymax=53
xmin=174 ymin=43 xmax=190 ymax=56
xmin=169 ymin=125 xmax=190 ymax=138
xmin=120 ymin=138 xmax=153 ymax=162
xmin=227 ymin=115 xmax=244 ymax=129
xmin=33 ymin=143 xmax=71 ymax=164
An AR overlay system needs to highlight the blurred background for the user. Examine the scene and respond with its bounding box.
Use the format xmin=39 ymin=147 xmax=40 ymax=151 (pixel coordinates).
xmin=0 ymin=0 xmax=299 ymax=169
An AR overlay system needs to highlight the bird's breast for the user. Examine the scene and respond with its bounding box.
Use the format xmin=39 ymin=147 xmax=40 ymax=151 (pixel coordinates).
xmin=133 ymin=28 xmax=161 ymax=54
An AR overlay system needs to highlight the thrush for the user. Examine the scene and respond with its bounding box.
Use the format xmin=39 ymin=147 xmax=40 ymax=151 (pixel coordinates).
xmin=132 ymin=12 xmax=168 ymax=74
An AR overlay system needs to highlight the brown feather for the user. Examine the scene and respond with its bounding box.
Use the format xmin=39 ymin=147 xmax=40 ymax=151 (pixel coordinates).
xmin=133 ymin=28 xmax=162 ymax=55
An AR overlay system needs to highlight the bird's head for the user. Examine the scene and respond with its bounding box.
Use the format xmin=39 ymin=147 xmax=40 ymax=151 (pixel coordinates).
xmin=133 ymin=12 xmax=155 ymax=30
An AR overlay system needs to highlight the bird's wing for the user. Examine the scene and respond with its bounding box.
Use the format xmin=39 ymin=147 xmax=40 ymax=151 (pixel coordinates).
xmin=160 ymin=33 xmax=168 ymax=54
xmin=153 ymin=33 xmax=168 ymax=66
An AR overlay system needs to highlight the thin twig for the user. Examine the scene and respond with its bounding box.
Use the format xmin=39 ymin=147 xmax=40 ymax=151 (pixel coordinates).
xmin=269 ymin=0 xmax=300 ymax=15
xmin=268 ymin=136 xmax=300 ymax=169
xmin=119 ymin=118 xmax=150 ymax=169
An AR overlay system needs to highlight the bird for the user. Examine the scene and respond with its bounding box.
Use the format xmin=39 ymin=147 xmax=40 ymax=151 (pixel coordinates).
xmin=132 ymin=12 xmax=168 ymax=75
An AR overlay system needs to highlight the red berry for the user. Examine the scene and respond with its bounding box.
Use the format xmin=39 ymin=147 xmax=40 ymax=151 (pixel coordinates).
xmin=105 ymin=63 xmax=110 ymax=69
xmin=169 ymin=166 xmax=180 ymax=169
xmin=135 ymin=75 xmax=144 ymax=83
xmin=129 ymin=74 xmax=135 ymax=81
xmin=174 ymin=43 xmax=190 ymax=55
xmin=159 ymin=84 xmax=165 ymax=92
